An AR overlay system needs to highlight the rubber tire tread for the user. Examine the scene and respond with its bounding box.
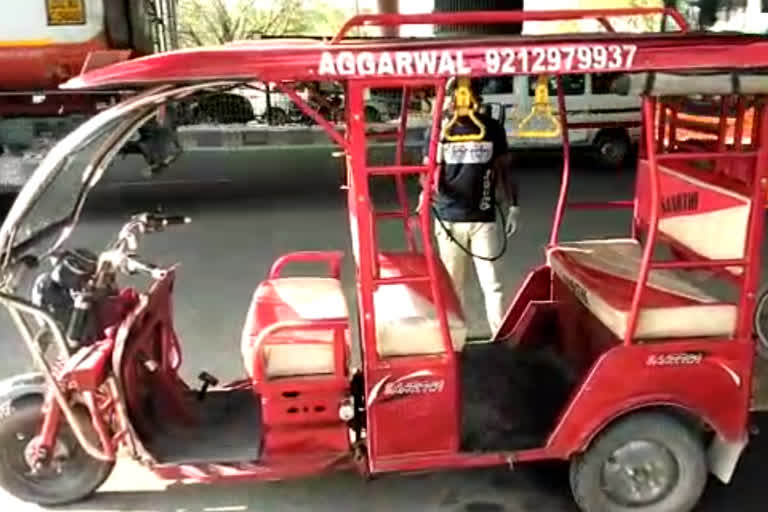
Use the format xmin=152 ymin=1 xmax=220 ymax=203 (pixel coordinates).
xmin=0 ymin=396 xmax=114 ymax=505
xmin=594 ymin=132 xmax=629 ymax=168
xmin=569 ymin=412 xmax=707 ymax=512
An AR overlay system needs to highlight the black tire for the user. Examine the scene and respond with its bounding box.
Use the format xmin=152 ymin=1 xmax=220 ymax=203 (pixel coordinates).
xmin=0 ymin=396 xmax=114 ymax=505
xmin=365 ymin=106 xmax=383 ymax=123
xmin=268 ymin=107 xmax=288 ymax=126
xmin=570 ymin=412 xmax=707 ymax=512
xmin=752 ymin=284 xmax=768 ymax=359
xmin=594 ymin=131 xmax=630 ymax=168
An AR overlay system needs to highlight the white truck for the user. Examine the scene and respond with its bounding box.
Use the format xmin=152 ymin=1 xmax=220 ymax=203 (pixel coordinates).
xmin=479 ymin=72 xmax=640 ymax=166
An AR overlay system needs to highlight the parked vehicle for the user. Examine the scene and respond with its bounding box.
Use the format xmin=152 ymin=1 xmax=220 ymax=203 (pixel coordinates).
xmin=0 ymin=0 xmax=175 ymax=153
xmin=473 ymin=73 xmax=640 ymax=166
xmin=0 ymin=8 xmax=766 ymax=512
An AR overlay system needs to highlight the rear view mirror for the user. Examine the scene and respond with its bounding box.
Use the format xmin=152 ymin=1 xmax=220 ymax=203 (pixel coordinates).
xmin=121 ymin=106 xmax=182 ymax=175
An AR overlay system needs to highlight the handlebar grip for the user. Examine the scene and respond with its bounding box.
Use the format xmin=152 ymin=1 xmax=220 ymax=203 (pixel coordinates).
xmin=66 ymin=297 xmax=91 ymax=350
xmin=158 ymin=215 xmax=189 ymax=226
xmin=146 ymin=214 xmax=191 ymax=231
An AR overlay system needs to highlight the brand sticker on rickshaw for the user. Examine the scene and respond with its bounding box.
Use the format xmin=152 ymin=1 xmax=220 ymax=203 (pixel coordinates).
xmin=384 ymin=379 xmax=445 ymax=396
xmin=646 ymin=352 xmax=704 ymax=367
xmin=317 ymin=44 xmax=637 ymax=77
xmin=367 ymin=370 xmax=446 ymax=406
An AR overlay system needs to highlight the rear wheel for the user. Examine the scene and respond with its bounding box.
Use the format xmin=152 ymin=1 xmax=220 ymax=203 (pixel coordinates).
xmin=570 ymin=412 xmax=707 ymax=512
xmin=0 ymin=396 xmax=114 ymax=505
xmin=752 ymin=284 xmax=768 ymax=359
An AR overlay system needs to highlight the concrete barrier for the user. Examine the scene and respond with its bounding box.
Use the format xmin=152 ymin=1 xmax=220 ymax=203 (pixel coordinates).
xmin=177 ymin=122 xmax=428 ymax=149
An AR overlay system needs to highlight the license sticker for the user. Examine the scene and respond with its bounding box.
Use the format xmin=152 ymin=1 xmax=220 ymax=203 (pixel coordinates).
xmin=47 ymin=0 xmax=86 ymax=26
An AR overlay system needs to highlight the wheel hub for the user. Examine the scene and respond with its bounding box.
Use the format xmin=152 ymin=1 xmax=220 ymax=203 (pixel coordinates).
xmin=601 ymin=440 xmax=679 ymax=507
xmin=22 ymin=435 xmax=70 ymax=475
xmin=601 ymin=141 xmax=623 ymax=162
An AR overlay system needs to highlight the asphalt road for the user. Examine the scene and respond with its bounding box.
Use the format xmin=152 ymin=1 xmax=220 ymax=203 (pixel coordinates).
xmin=0 ymin=147 xmax=766 ymax=511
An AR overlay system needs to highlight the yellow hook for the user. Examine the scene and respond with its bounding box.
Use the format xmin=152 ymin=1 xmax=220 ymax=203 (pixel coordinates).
xmin=442 ymin=76 xmax=486 ymax=143
xmin=518 ymin=75 xmax=561 ymax=138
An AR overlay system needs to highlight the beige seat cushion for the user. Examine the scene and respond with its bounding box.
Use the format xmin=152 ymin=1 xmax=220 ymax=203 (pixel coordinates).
xmin=241 ymin=277 xmax=348 ymax=378
xmin=374 ymin=283 xmax=467 ymax=357
xmin=549 ymin=238 xmax=737 ymax=340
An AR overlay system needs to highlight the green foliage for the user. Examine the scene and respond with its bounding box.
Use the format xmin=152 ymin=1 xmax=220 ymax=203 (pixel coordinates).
xmin=178 ymin=0 xmax=354 ymax=47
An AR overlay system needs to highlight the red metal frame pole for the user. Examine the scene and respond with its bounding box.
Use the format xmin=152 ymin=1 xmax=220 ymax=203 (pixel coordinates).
xmin=657 ymin=102 xmax=667 ymax=152
xmin=331 ymin=8 xmax=688 ymax=43
xmin=346 ymin=81 xmax=379 ymax=372
xmin=734 ymin=96 xmax=746 ymax=151
xmin=669 ymin=104 xmax=678 ymax=149
xmin=716 ymin=95 xmax=730 ymax=174
xmin=549 ymin=76 xmax=571 ymax=246
xmin=736 ymin=101 xmax=768 ymax=339
xmin=624 ymin=97 xmax=660 ymax=346
xmin=752 ymin=99 xmax=762 ymax=150
xmin=421 ymin=79 xmax=455 ymax=357
xmin=277 ymin=84 xmax=348 ymax=150
xmin=394 ymin=86 xmax=416 ymax=251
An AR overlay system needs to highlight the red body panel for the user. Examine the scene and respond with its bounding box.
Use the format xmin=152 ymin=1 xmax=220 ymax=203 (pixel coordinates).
xmin=151 ymin=453 xmax=353 ymax=483
xmin=552 ymin=275 xmax=621 ymax=374
xmin=495 ymin=265 xmax=552 ymax=342
xmin=543 ymin=339 xmax=753 ymax=458
xmin=366 ymin=356 xmax=458 ymax=458
xmin=62 ymin=340 xmax=116 ymax=391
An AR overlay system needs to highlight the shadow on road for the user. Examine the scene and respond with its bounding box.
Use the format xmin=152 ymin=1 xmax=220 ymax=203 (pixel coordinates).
xmin=54 ymin=413 xmax=768 ymax=512
xmin=58 ymin=466 xmax=577 ymax=512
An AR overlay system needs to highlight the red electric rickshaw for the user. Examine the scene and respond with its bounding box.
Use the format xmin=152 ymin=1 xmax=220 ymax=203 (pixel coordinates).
xmin=0 ymin=8 xmax=766 ymax=512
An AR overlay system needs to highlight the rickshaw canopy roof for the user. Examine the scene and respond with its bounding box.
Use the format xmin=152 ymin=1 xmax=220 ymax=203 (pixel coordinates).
xmin=62 ymin=9 xmax=768 ymax=91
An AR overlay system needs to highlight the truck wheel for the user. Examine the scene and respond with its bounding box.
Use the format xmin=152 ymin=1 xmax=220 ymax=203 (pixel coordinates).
xmin=752 ymin=284 xmax=768 ymax=359
xmin=365 ymin=106 xmax=383 ymax=123
xmin=268 ymin=107 xmax=288 ymax=126
xmin=0 ymin=397 xmax=114 ymax=505
xmin=570 ymin=412 xmax=707 ymax=512
xmin=594 ymin=132 xmax=629 ymax=167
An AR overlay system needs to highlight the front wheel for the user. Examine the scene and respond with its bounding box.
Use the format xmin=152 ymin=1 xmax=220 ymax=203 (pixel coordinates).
xmin=0 ymin=396 xmax=114 ymax=505
xmin=570 ymin=412 xmax=707 ymax=512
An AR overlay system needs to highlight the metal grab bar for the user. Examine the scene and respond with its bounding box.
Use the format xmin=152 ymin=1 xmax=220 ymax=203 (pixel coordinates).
xmin=332 ymin=8 xmax=689 ymax=44
xmin=0 ymin=291 xmax=114 ymax=462
xmin=252 ymin=319 xmax=349 ymax=384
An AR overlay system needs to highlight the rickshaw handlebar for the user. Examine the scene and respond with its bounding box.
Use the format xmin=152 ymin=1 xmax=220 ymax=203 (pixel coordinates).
xmin=104 ymin=212 xmax=190 ymax=279
xmin=145 ymin=214 xmax=190 ymax=231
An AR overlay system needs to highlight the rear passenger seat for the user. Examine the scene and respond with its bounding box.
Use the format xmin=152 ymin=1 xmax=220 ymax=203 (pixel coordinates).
xmin=549 ymin=161 xmax=748 ymax=341
xmin=549 ymin=238 xmax=736 ymax=340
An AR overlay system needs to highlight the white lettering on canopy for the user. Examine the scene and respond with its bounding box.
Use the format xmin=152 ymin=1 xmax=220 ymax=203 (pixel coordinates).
xmin=318 ymin=50 xmax=469 ymax=77
xmin=316 ymin=44 xmax=638 ymax=77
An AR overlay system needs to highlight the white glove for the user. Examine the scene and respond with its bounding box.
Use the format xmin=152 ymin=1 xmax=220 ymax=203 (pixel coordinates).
xmin=505 ymin=206 xmax=520 ymax=238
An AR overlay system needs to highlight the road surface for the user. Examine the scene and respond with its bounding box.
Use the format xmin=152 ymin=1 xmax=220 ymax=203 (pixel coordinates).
xmin=0 ymin=148 xmax=766 ymax=511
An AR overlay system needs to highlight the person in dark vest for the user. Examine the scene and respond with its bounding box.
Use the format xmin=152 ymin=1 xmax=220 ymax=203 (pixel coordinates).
xmin=420 ymin=77 xmax=519 ymax=334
